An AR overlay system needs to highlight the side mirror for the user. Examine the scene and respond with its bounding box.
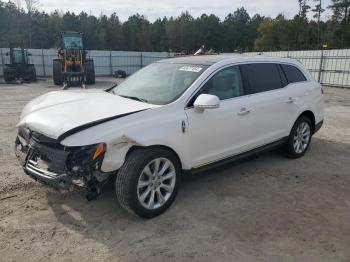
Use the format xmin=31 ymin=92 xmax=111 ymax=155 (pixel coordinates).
xmin=193 ymin=94 xmax=220 ymax=111
xmin=5 ymin=52 xmax=9 ymax=56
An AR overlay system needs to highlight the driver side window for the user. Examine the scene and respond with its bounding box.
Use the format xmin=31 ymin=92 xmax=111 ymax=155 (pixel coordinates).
xmin=193 ymin=66 xmax=243 ymax=103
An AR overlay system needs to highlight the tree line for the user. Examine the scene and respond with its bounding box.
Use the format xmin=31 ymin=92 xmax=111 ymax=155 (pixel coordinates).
xmin=0 ymin=0 xmax=349 ymax=52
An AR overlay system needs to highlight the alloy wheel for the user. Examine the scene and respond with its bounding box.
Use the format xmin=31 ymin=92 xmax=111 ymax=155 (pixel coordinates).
xmin=293 ymin=121 xmax=311 ymax=154
xmin=137 ymin=158 xmax=176 ymax=210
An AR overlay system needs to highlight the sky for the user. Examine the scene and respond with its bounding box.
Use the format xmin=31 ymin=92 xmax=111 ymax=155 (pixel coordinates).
xmin=32 ymin=0 xmax=333 ymax=21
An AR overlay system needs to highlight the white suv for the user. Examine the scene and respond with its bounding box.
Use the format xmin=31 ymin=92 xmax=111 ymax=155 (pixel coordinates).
xmin=15 ymin=55 xmax=324 ymax=218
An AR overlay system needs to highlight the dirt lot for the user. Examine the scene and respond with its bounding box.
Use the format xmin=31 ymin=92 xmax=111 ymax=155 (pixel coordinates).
xmin=0 ymin=78 xmax=349 ymax=262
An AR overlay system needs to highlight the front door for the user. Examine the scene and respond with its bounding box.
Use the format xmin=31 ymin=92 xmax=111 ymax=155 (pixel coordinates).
xmin=185 ymin=65 xmax=251 ymax=168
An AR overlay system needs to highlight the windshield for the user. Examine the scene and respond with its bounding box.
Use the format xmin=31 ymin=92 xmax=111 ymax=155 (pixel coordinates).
xmin=63 ymin=35 xmax=83 ymax=49
xmin=112 ymin=63 xmax=207 ymax=105
xmin=12 ymin=49 xmax=26 ymax=64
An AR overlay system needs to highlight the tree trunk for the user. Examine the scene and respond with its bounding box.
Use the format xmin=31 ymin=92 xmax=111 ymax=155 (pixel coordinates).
xmin=28 ymin=12 xmax=32 ymax=48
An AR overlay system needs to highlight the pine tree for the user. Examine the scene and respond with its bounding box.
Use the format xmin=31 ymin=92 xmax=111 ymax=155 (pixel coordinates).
xmin=328 ymin=0 xmax=350 ymax=47
xmin=298 ymin=0 xmax=311 ymax=18
xmin=312 ymin=0 xmax=325 ymax=47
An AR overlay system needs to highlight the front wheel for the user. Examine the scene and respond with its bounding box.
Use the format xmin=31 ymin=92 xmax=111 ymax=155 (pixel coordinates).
xmin=116 ymin=147 xmax=181 ymax=218
xmin=284 ymin=116 xmax=312 ymax=158
xmin=85 ymin=59 xmax=95 ymax=85
xmin=53 ymin=60 xmax=63 ymax=85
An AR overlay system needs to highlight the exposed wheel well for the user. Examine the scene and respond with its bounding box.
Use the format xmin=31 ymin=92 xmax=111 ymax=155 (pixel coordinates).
xmin=298 ymin=110 xmax=316 ymax=132
xmin=126 ymin=145 xmax=183 ymax=169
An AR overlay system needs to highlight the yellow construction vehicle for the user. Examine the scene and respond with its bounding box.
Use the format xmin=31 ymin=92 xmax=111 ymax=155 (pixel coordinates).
xmin=53 ymin=31 xmax=95 ymax=88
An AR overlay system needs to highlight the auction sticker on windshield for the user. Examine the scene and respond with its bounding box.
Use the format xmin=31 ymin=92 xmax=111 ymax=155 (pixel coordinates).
xmin=179 ymin=66 xmax=203 ymax=73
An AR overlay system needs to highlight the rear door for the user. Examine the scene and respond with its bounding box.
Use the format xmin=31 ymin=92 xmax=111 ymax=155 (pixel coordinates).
xmin=280 ymin=64 xmax=311 ymax=128
xmin=237 ymin=63 xmax=294 ymax=148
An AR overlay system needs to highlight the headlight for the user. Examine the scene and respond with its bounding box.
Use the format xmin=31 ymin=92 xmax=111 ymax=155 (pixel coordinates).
xmin=67 ymin=143 xmax=106 ymax=170
xmin=18 ymin=126 xmax=31 ymax=142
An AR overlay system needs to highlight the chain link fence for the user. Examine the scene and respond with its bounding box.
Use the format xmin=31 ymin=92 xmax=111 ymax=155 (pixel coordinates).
xmin=0 ymin=48 xmax=349 ymax=88
xmin=244 ymin=49 xmax=350 ymax=88
xmin=0 ymin=48 xmax=170 ymax=77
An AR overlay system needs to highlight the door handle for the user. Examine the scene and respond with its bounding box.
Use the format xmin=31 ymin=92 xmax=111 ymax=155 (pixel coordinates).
xmin=237 ymin=107 xmax=251 ymax=116
xmin=286 ymin=97 xmax=295 ymax=104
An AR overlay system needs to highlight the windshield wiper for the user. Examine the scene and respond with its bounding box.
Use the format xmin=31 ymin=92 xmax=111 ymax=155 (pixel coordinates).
xmin=104 ymin=83 xmax=118 ymax=93
xmin=119 ymin=95 xmax=148 ymax=103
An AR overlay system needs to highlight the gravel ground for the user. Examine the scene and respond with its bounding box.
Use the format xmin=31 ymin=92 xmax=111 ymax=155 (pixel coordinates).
xmin=0 ymin=78 xmax=349 ymax=262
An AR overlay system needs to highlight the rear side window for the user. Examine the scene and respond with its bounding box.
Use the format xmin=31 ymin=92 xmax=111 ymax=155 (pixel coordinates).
xmin=240 ymin=63 xmax=284 ymax=95
xmin=281 ymin=64 xmax=307 ymax=83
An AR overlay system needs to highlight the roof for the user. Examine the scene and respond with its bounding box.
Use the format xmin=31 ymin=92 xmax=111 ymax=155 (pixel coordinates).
xmin=158 ymin=54 xmax=298 ymax=66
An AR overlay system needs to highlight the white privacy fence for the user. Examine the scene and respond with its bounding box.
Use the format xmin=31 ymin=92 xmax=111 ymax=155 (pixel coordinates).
xmin=0 ymin=48 xmax=170 ymax=77
xmin=243 ymin=49 xmax=350 ymax=88
xmin=0 ymin=48 xmax=349 ymax=88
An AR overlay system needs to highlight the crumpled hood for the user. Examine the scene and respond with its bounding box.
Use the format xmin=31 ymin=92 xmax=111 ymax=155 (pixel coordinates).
xmin=17 ymin=89 xmax=157 ymax=139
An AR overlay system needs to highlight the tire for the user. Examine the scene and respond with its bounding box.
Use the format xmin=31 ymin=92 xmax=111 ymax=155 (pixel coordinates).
xmin=3 ymin=67 xmax=15 ymax=83
xmin=85 ymin=59 xmax=95 ymax=85
xmin=116 ymin=147 xmax=181 ymax=218
xmin=53 ymin=60 xmax=63 ymax=85
xmin=284 ymin=116 xmax=313 ymax=158
xmin=26 ymin=65 xmax=36 ymax=82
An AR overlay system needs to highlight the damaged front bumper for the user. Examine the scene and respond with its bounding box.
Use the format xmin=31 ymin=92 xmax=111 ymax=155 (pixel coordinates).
xmin=15 ymin=128 xmax=111 ymax=199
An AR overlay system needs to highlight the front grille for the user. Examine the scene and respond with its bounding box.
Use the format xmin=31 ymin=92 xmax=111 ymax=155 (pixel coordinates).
xmin=16 ymin=129 xmax=83 ymax=189
xmin=17 ymin=128 xmax=70 ymax=174
xmin=26 ymin=159 xmax=60 ymax=179
xmin=29 ymin=139 xmax=69 ymax=174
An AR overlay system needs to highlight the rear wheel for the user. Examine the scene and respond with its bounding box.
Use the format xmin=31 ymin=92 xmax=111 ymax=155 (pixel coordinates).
xmin=116 ymin=147 xmax=181 ymax=218
xmin=85 ymin=59 xmax=95 ymax=85
xmin=53 ymin=60 xmax=63 ymax=85
xmin=3 ymin=67 xmax=15 ymax=83
xmin=284 ymin=116 xmax=312 ymax=158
